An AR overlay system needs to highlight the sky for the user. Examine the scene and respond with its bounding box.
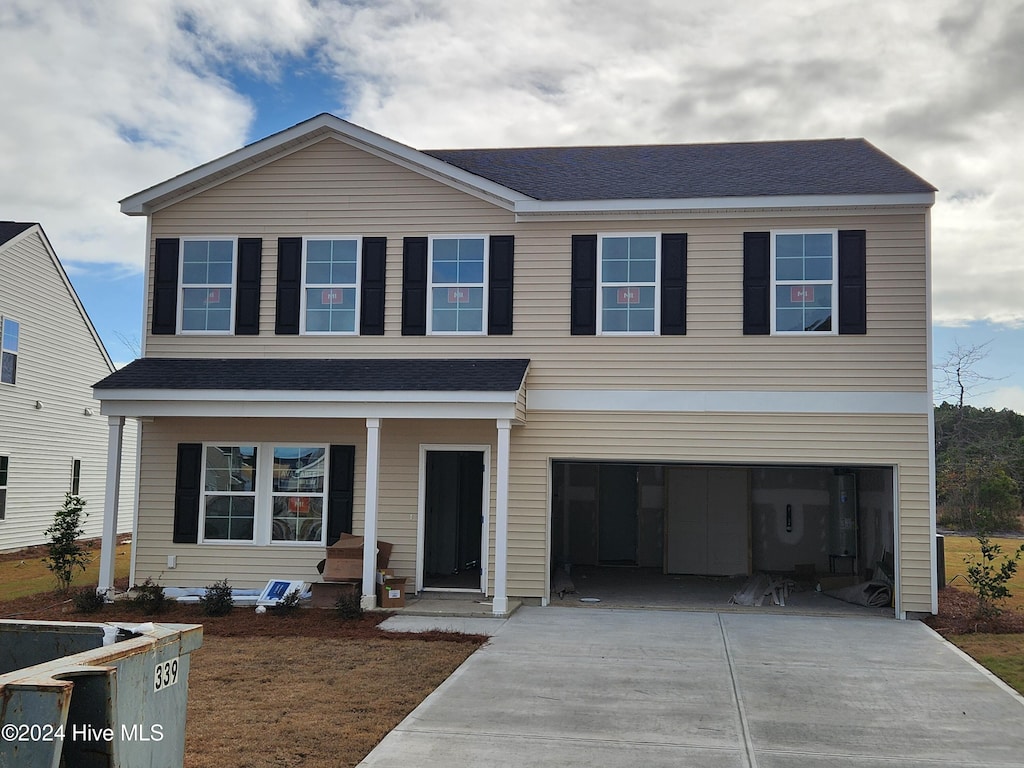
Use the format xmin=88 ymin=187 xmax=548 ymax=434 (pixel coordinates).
xmin=1 ymin=0 xmax=1022 ymax=409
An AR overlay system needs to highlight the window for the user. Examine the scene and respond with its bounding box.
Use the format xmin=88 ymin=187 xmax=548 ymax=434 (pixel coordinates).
xmin=598 ymin=234 xmax=659 ymax=334
xmin=180 ymin=239 xmax=235 ymax=332
xmin=772 ymin=231 xmax=837 ymax=334
xmin=0 ymin=456 xmax=8 ymax=520
xmin=200 ymin=444 xmax=327 ymax=545
xmin=1 ymin=317 xmax=19 ymax=384
xmin=428 ymin=236 xmax=487 ymax=333
xmin=70 ymin=459 xmax=82 ymax=495
xmin=302 ymin=238 xmax=360 ymax=333
xmin=271 ymin=447 xmax=326 ymax=542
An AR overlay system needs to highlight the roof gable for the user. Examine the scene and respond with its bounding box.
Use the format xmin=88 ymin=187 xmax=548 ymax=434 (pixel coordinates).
xmin=120 ymin=114 xmax=935 ymax=217
xmin=0 ymin=221 xmax=36 ymax=246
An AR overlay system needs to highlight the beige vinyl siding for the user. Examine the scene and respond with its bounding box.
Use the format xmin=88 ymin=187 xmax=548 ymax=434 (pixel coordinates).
xmin=0 ymin=230 xmax=136 ymax=551
xmin=134 ymin=417 xmax=498 ymax=591
xmin=508 ymin=410 xmax=933 ymax=613
xmin=144 ymin=137 xmax=929 ymax=394
xmin=135 ymin=410 xmax=931 ymax=613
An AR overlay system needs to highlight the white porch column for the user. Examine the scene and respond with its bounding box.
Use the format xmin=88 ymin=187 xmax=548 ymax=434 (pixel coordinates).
xmin=361 ymin=418 xmax=382 ymax=609
xmin=493 ymin=419 xmax=511 ymax=616
xmin=97 ymin=416 xmax=125 ymax=596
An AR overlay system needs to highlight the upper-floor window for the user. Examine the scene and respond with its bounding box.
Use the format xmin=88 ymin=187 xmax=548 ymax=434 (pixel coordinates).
xmin=201 ymin=443 xmax=327 ymax=545
xmin=771 ymin=230 xmax=837 ymax=334
xmin=302 ymin=238 xmax=360 ymax=334
xmin=598 ymin=234 xmax=660 ymax=334
xmin=428 ymin=236 xmax=487 ymax=334
xmin=180 ymin=238 xmax=235 ymax=333
xmin=1 ymin=317 xmax=19 ymax=384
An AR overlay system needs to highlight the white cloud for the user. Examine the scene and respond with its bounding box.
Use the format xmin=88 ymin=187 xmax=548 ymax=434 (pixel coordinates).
xmin=2 ymin=0 xmax=1024 ymax=338
xmin=976 ymin=386 xmax=1024 ymax=415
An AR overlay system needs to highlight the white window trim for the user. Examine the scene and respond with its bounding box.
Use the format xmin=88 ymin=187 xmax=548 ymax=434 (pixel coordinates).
xmin=427 ymin=234 xmax=489 ymax=336
xmin=300 ymin=235 xmax=362 ymax=335
xmin=199 ymin=442 xmax=329 ymax=547
xmin=177 ymin=236 xmax=238 ymax=335
xmin=596 ymin=232 xmax=661 ymax=336
xmin=770 ymin=229 xmax=839 ymax=336
xmin=1 ymin=316 xmax=19 ymax=386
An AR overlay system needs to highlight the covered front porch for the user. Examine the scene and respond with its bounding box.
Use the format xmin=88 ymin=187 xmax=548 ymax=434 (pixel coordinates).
xmin=92 ymin=358 xmax=529 ymax=616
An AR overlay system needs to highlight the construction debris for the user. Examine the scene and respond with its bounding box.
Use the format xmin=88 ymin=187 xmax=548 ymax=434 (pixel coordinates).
xmin=729 ymin=573 xmax=795 ymax=607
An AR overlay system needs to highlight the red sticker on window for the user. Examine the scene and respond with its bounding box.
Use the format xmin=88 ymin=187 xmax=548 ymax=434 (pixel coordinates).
xmin=205 ymin=289 xmax=220 ymax=304
xmin=448 ymin=288 xmax=469 ymax=303
xmin=617 ymin=287 xmax=640 ymax=305
xmin=790 ymin=285 xmax=814 ymax=303
xmin=322 ymin=289 xmax=344 ymax=305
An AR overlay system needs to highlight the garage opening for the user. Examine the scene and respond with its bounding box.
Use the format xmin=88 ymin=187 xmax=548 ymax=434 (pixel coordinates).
xmin=550 ymin=461 xmax=895 ymax=613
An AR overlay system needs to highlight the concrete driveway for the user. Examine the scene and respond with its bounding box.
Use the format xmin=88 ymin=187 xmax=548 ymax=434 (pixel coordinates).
xmin=363 ymin=607 xmax=1024 ymax=768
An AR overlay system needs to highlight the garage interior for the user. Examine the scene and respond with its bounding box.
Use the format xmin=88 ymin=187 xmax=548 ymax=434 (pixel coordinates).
xmin=550 ymin=461 xmax=896 ymax=614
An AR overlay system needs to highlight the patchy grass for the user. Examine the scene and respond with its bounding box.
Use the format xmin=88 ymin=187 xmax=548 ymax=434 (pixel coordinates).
xmin=0 ymin=536 xmax=131 ymax=599
xmin=942 ymin=533 xmax=1024 ymax=613
xmin=950 ymin=633 xmax=1024 ymax=695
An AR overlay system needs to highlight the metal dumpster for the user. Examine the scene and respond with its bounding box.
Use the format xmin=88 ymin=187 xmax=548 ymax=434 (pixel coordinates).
xmin=1 ymin=619 xmax=202 ymax=768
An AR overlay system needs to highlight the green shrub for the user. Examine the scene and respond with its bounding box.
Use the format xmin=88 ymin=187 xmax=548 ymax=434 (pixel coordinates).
xmin=335 ymin=591 xmax=363 ymax=620
xmin=199 ymin=579 xmax=234 ymax=616
xmin=274 ymin=588 xmax=303 ymax=615
xmin=71 ymin=586 xmax=105 ymax=614
xmin=43 ymin=493 xmax=90 ymax=592
xmin=964 ymin=529 xmax=1024 ymax=618
xmin=132 ymin=578 xmax=167 ymax=615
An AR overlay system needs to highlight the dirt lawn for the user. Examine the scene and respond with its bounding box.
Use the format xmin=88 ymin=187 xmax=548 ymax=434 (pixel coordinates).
xmin=0 ymin=545 xmax=485 ymax=767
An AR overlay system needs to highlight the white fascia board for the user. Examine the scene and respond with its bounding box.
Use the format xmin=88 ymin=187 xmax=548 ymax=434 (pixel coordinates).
xmin=514 ymin=192 xmax=936 ymax=218
xmin=98 ymin=398 xmax=519 ymax=421
xmin=94 ymin=388 xmax=518 ymax=404
xmin=120 ymin=114 xmax=531 ymax=215
xmin=527 ymin=389 xmax=932 ymax=415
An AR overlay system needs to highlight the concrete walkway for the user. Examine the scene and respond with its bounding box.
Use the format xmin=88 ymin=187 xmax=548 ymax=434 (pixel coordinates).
xmin=364 ymin=607 xmax=1024 ymax=767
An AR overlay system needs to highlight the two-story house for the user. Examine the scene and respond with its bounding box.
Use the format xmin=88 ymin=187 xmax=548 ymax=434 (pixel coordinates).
xmin=1 ymin=222 xmax=135 ymax=552
xmin=94 ymin=114 xmax=936 ymax=617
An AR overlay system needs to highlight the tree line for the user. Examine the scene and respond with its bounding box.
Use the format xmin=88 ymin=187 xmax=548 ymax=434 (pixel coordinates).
xmin=935 ymin=402 xmax=1024 ymax=531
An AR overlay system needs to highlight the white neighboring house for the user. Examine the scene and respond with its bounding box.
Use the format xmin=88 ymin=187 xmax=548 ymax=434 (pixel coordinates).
xmin=0 ymin=221 xmax=135 ymax=552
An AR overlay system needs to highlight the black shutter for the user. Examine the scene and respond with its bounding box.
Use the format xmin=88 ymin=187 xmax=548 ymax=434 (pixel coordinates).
xmin=401 ymin=237 xmax=428 ymax=335
xmin=275 ymin=237 xmax=302 ymax=334
xmin=838 ymin=229 xmax=867 ymax=335
xmin=327 ymin=445 xmax=356 ymax=544
xmin=743 ymin=232 xmax=771 ymax=335
xmin=360 ymin=237 xmax=387 ymax=335
xmin=235 ymin=238 xmax=262 ymax=335
xmin=661 ymin=233 xmax=687 ymax=335
xmin=173 ymin=443 xmax=203 ymax=544
xmin=488 ymin=235 xmax=515 ymax=335
xmin=152 ymin=238 xmax=179 ymax=335
xmin=570 ymin=235 xmax=597 ymax=335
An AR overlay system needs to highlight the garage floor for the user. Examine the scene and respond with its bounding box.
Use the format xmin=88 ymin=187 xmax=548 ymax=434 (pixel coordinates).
xmin=365 ymin=607 xmax=1024 ymax=768
xmin=552 ymin=566 xmax=894 ymax=618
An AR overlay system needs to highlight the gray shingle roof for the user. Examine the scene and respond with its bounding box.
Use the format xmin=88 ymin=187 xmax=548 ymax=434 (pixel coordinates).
xmin=0 ymin=221 xmax=36 ymax=246
xmin=424 ymin=138 xmax=935 ymax=201
xmin=95 ymin=358 xmax=530 ymax=392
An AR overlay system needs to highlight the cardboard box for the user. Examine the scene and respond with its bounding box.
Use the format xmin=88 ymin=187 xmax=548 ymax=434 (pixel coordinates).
xmin=323 ymin=534 xmax=393 ymax=582
xmin=311 ymin=580 xmax=359 ymax=608
xmin=376 ymin=577 xmax=407 ymax=608
xmin=375 ymin=568 xmax=395 ymax=585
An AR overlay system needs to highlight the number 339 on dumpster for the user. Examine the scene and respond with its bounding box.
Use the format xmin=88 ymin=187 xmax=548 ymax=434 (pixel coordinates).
xmin=154 ymin=657 xmax=179 ymax=692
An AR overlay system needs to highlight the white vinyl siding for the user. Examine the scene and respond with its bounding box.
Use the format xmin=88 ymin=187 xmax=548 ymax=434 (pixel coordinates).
xmin=0 ymin=228 xmax=136 ymax=550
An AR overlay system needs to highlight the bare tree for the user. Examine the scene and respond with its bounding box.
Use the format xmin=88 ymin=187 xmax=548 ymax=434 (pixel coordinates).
xmin=934 ymin=340 xmax=998 ymax=410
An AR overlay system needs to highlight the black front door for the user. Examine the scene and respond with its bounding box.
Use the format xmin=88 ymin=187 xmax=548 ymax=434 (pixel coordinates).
xmin=424 ymin=450 xmax=483 ymax=589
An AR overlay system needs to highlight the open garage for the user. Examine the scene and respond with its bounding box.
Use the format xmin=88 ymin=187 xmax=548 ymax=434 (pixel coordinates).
xmin=550 ymin=461 xmax=896 ymax=611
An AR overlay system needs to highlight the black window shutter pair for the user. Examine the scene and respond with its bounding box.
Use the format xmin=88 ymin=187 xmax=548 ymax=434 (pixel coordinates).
xmin=401 ymin=235 xmax=514 ymax=335
xmin=742 ymin=230 xmax=867 ymax=335
xmin=275 ymin=238 xmax=387 ymax=335
xmin=570 ymin=234 xmax=688 ymax=335
xmin=173 ymin=443 xmax=356 ymax=544
xmin=152 ymin=238 xmax=262 ymax=335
